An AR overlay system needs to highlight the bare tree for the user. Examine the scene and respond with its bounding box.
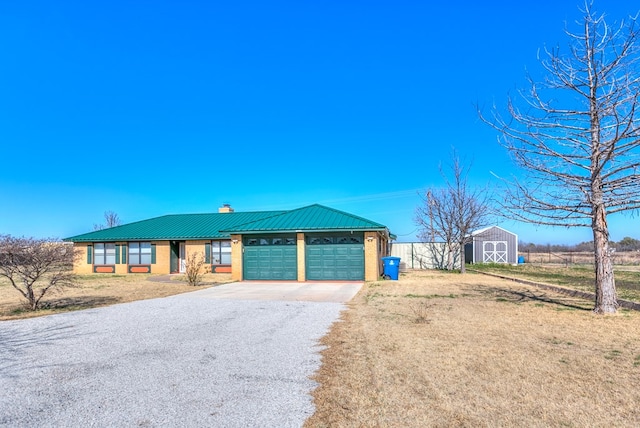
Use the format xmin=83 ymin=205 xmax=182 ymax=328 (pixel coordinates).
xmin=415 ymin=153 xmax=492 ymax=273
xmin=480 ymin=4 xmax=640 ymax=313
xmin=93 ymin=211 xmax=121 ymax=231
xmin=425 ymin=242 xmax=459 ymax=270
xmin=0 ymin=235 xmax=79 ymax=310
xmin=184 ymin=251 xmax=209 ymax=286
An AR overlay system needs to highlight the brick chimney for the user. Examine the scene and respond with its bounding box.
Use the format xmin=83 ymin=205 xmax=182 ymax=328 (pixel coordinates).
xmin=218 ymin=204 xmax=234 ymax=213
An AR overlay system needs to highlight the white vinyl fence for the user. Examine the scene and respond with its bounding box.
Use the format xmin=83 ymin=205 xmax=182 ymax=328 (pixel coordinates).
xmin=390 ymin=242 xmax=461 ymax=270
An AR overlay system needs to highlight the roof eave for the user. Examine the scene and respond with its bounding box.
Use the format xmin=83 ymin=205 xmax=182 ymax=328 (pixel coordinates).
xmin=224 ymin=227 xmax=389 ymax=235
xmin=66 ymin=234 xmax=232 ymax=243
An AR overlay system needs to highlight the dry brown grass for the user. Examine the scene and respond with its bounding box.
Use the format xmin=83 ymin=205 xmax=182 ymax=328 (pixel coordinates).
xmin=471 ymin=263 xmax=640 ymax=303
xmin=306 ymin=270 xmax=640 ymax=427
xmin=0 ymin=273 xmax=232 ymax=321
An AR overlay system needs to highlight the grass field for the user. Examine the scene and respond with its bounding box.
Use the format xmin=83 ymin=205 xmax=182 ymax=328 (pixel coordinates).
xmin=305 ymin=270 xmax=640 ymax=427
xmin=3 ymin=269 xmax=640 ymax=425
xmin=523 ymin=250 xmax=640 ymax=266
xmin=0 ymin=273 xmax=232 ymax=320
xmin=471 ymin=262 xmax=640 ymax=302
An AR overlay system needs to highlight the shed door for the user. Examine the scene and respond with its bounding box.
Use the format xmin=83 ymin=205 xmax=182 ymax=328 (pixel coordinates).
xmin=483 ymin=241 xmax=508 ymax=263
xmin=306 ymin=234 xmax=364 ymax=280
xmin=243 ymin=235 xmax=297 ymax=280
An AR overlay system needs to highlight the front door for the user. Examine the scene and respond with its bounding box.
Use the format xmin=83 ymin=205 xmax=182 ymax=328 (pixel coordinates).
xmin=179 ymin=242 xmax=186 ymax=273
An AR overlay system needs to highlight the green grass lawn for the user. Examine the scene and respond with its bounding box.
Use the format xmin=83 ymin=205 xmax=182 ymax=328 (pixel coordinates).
xmin=470 ymin=263 xmax=640 ymax=302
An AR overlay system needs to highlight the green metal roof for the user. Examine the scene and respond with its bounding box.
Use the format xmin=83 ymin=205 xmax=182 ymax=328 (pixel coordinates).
xmin=65 ymin=204 xmax=390 ymax=242
xmin=64 ymin=211 xmax=285 ymax=242
xmin=221 ymin=204 xmax=388 ymax=234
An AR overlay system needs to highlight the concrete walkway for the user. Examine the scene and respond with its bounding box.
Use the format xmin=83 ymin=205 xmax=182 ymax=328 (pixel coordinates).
xmin=146 ymin=275 xmax=364 ymax=303
xmin=146 ymin=274 xmax=182 ymax=283
xmin=182 ymin=281 xmax=363 ymax=303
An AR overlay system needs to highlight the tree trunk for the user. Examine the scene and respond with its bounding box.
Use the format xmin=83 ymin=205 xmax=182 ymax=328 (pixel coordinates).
xmin=27 ymin=286 xmax=37 ymax=311
xmin=592 ymin=204 xmax=617 ymax=314
xmin=459 ymin=242 xmax=466 ymax=274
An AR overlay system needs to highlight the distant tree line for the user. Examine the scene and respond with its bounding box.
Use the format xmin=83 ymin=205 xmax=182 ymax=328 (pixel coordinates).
xmin=520 ymin=237 xmax=640 ymax=253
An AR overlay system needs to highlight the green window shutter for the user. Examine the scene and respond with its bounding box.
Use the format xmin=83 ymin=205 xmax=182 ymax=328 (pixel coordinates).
xmin=115 ymin=245 xmax=121 ymax=264
xmin=151 ymin=244 xmax=156 ymax=264
xmin=205 ymin=242 xmax=211 ymax=264
xmin=122 ymin=246 xmax=127 ymax=264
xmin=87 ymin=245 xmax=93 ymax=264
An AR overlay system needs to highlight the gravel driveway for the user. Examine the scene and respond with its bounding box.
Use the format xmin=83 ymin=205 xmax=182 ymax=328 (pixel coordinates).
xmin=0 ymin=282 xmax=362 ymax=427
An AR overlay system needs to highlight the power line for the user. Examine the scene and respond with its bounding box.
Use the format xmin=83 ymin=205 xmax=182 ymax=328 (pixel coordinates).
xmin=393 ymin=227 xmax=419 ymax=236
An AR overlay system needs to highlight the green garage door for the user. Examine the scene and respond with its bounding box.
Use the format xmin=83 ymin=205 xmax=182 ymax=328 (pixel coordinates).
xmin=306 ymin=233 xmax=364 ymax=280
xmin=243 ymin=235 xmax=297 ymax=280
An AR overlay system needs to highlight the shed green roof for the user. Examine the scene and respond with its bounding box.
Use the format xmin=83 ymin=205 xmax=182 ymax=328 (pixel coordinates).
xmin=65 ymin=204 xmax=390 ymax=242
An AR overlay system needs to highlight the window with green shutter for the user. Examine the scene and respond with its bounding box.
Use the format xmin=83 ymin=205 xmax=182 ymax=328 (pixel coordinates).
xmin=94 ymin=243 xmax=116 ymax=265
xmin=87 ymin=245 xmax=93 ymax=264
xmin=211 ymin=240 xmax=231 ymax=265
xmin=129 ymin=242 xmax=152 ymax=264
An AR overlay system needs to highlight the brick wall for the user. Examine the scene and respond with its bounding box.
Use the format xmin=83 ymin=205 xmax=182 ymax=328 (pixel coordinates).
xmin=364 ymin=231 xmax=380 ymax=281
xmin=152 ymin=241 xmax=171 ymax=274
xmin=73 ymin=243 xmax=93 ymax=274
xmin=184 ymin=240 xmax=211 ymax=275
xmin=231 ymin=234 xmax=243 ymax=281
xmin=73 ymin=241 xmax=173 ymax=275
xmin=297 ymin=232 xmax=306 ymax=281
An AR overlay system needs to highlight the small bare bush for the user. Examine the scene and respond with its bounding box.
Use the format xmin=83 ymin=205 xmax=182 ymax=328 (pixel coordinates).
xmin=184 ymin=252 xmax=210 ymax=286
xmin=408 ymin=300 xmax=432 ymax=324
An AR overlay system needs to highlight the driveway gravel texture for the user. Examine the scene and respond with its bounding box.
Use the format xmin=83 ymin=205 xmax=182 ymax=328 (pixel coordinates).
xmin=0 ymin=284 xmax=353 ymax=427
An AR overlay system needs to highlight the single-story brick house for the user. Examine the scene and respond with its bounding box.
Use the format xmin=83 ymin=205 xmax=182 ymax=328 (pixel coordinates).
xmin=65 ymin=204 xmax=393 ymax=281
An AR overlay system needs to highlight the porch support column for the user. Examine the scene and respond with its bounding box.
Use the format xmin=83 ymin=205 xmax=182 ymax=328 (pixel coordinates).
xmin=297 ymin=233 xmax=305 ymax=282
xmin=231 ymin=234 xmax=243 ymax=281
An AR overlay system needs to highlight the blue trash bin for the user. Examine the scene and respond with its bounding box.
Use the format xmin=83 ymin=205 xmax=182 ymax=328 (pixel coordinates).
xmin=381 ymin=256 xmax=401 ymax=280
xmin=518 ymin=255 xmax=525 ymax=264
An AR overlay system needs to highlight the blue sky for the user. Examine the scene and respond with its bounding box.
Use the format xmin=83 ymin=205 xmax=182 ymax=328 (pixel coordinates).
xmin=0 ymin=0 xmax=637 ymax=244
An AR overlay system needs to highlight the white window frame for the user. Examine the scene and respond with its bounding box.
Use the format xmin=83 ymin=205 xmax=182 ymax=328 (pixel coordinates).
xmin=211 ymin=240 xmax=232 ymax=265
xmin=129 ymin=242 xmax=152 ymax=265
xmin=94 ymin=243 xmax=116 ymax=265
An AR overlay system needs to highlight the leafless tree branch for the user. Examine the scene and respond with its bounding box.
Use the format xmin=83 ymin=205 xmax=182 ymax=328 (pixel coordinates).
xmin=93 ymin=211 xmax=122 ymax=231
xmin=0 ymin=235 xmax=80 ymax=310
xmin=415 ymin=150 xmax=493 ymax=273
xmin=478 ymin=3 xmax=640 ymax=313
